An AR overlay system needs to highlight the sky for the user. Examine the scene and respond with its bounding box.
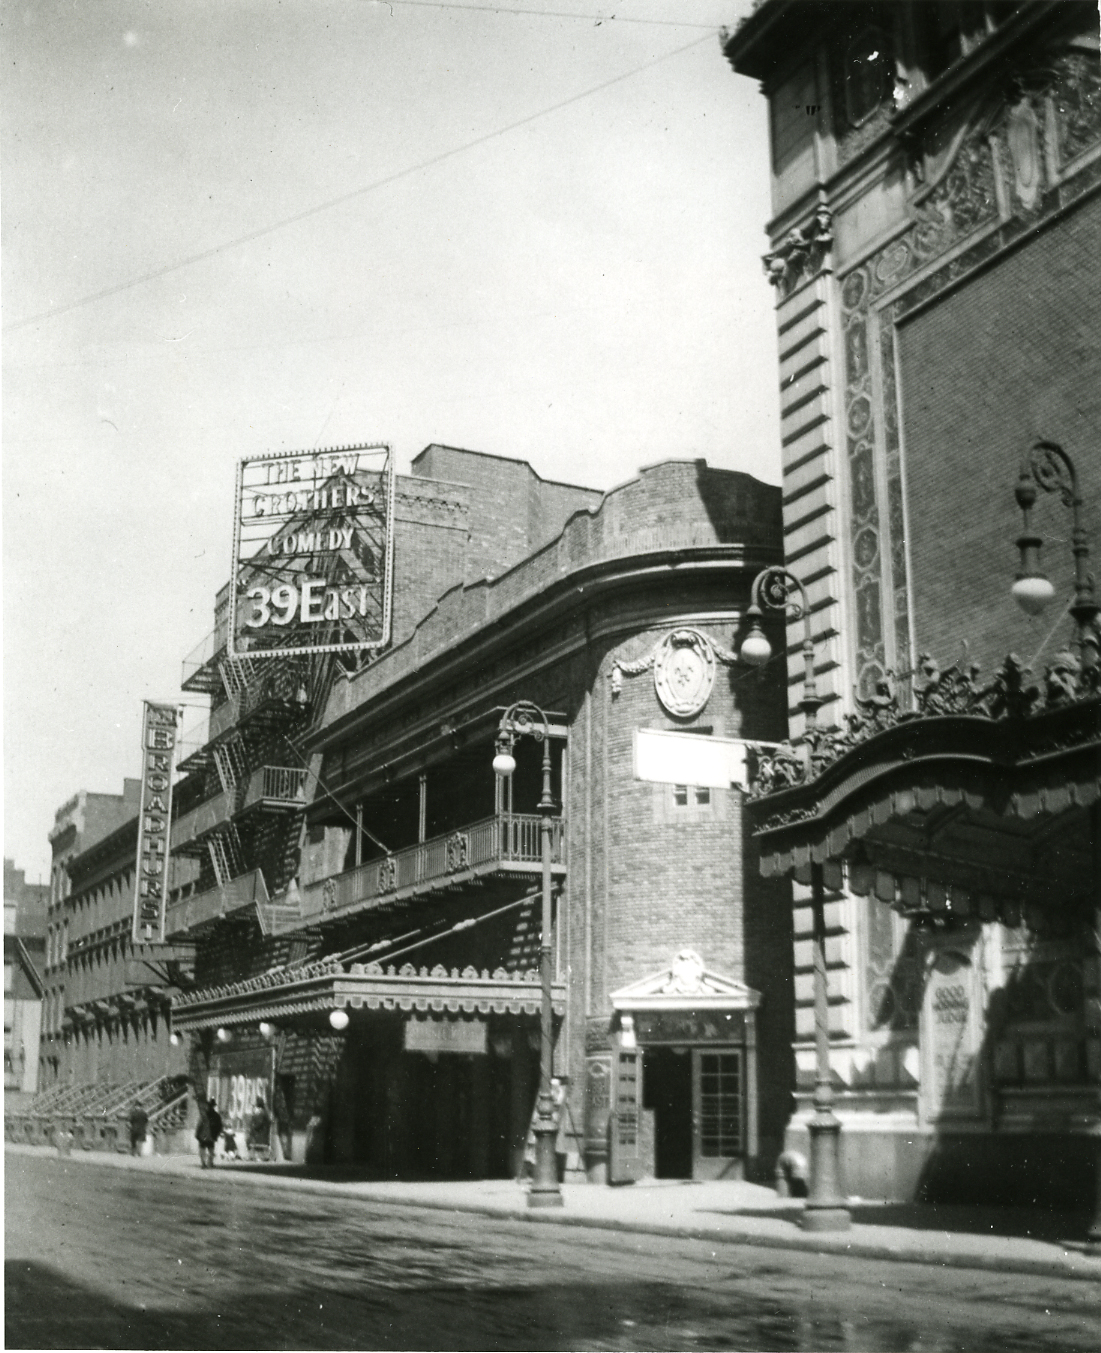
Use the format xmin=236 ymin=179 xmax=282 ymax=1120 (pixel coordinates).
xmin=3 ymin=0 xmax=778 ymax=882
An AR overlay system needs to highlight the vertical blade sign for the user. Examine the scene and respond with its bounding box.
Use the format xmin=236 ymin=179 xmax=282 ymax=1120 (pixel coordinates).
xmin=133 ymin=702 xmax=178 ymax=944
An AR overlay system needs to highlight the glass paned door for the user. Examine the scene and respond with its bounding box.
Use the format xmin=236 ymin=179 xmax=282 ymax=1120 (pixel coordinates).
xmin=692 ymin=1049 xmax=742 ymax=1179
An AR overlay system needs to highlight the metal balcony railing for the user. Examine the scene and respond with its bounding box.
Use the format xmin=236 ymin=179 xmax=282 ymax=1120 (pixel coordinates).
xmin=164 ymin=869 xmax=270 ymax=938
xmin=246 ymin=765 xmax=309 ymax=807
xmin=181 ymin=620 xmax=230 ymax=694
xmin=172 ymin=766 xmax=308 ymax=854
xmin=299 ymin=811 xmax=564 ymax=924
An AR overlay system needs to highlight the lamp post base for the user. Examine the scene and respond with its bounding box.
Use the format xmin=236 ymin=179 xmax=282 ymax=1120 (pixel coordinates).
xmin=527 ymin=1112 xmax=563 ymax=1209
xmin=801 ymin=1111 xmax=850 ymax=1232
xmin=527 ymin=1184 xmax=565 ymax=1209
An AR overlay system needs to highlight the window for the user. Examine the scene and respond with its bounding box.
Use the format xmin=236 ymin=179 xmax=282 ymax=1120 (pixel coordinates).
xmin=920 ymin=2 xmax=1021 ymax=80
xmin=667 ymin=781 xmax=721 ymax=821
xmin=845 ymin=26 xmax=893 ymax=126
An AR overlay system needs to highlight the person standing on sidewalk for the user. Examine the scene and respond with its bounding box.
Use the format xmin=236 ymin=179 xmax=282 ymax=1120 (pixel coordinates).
xmin=128 ymin=1103 xmax=149 ymax=1156
xmin=196 ymin=1096 xmax=222 ymax=1168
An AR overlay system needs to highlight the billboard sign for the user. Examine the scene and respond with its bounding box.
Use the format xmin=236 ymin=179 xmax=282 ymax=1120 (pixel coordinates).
xmin=206 ymin=1043 xmax=276 ymax=1143
xmin=230 ymin=443 xmax=395 ymax=659
xmin=133 ymin=701 xmax=178 ymax=944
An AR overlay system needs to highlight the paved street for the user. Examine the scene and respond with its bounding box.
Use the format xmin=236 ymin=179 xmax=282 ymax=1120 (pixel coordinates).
xmin=6 ymin=1153 xmax=1100 ymax=1351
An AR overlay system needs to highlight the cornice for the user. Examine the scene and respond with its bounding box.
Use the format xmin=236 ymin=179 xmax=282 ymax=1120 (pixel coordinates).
xmin=66 ymin=818 xmax=139 ymax=890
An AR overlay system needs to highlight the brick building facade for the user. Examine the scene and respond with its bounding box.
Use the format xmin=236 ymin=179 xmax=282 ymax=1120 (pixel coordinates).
xmin=41 ymin=785 xmax=144 ymax=1088
xmin=170 ymin=446 xmax=794 ymax=1183
xmin=724 ymin=0 xmax=1101 ymax=1209
xmin=52 ymin=806 xmax=192 ymax=1090
xmin=4 ymin=859 xmax=47 ymax=1097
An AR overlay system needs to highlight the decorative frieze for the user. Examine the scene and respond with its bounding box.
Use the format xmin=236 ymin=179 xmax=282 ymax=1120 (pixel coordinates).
xmin=747 ymin=648 xmax=1101 ymax=798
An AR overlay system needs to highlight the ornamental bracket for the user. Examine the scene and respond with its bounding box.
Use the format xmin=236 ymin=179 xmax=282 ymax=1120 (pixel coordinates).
xmin=762 ymin=205 xmax=833 ymax=294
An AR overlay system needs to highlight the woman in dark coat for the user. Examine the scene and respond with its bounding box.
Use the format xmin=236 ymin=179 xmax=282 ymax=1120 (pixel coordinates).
xmin=195 ymin=1096 xmax=222 ymax=1168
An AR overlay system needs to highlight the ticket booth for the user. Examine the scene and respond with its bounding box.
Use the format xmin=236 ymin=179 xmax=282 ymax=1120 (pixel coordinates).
xmin=607 ymin=950 xmax=760 ymax=1182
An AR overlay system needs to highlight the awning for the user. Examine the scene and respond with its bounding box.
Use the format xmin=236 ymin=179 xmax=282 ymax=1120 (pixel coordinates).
xmin=171 ymin=958 xmax=565 ymax=1032
xmin=748 ymin=672 xmax=1100 ymax=921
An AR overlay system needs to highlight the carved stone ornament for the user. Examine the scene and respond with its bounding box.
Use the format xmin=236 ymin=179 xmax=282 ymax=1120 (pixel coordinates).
xmin=762 ymin=205 xmax=834 ymax=294
xmin=611 ymin=627 xmax=739 ymax=701
xmin=665 ymin=949 xmax=706 ymax=995
xmin=653 ymin=629 xmax=717 ymax=718
xmin=745 ymin=643 xmax=1101 ymax=799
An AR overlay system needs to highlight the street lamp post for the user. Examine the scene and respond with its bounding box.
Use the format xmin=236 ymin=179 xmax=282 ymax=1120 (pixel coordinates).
xmin=739 ymin=566 xmax=851 ymax=1232
xmin=1010 ymin=442 xmax=1101 ymax=1253
xmin=493 ymin=700 xmax=563 ymax=1209
xmin=1012 ymin=440 xmax=1100 ymax=663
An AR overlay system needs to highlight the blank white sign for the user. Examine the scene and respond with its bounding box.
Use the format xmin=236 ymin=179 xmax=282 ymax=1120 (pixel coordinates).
xmin=633 ymin=729 xmax=749 ymax=789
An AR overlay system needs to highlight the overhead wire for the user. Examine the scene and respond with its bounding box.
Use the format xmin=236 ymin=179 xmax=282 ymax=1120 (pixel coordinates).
xmin=360 ymin=0 xmax=721 ymax=27
xmin=6 ymin=29 xmax=716 ymax=334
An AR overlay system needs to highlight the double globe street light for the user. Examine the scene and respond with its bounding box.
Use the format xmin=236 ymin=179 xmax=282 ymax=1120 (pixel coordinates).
xmin=493 ymin=700 xmax=563 ymax=1209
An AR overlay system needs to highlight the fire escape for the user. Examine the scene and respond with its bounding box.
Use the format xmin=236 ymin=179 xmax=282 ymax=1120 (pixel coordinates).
xmin=167 ymin=617 xmax=320 ymax=939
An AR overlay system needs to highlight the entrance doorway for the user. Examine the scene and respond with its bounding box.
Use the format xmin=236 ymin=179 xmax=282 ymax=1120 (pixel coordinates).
xmin=643 ymin=1046 xmax=744 ymax=1180
xmin=645 ymin=1048 xmax=692 ymax=1178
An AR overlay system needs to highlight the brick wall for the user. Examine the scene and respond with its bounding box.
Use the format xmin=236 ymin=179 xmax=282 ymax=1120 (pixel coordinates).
xmin=409 ymin=443 xmax=603 ymax=587
xmin=899 ymin=197 xmax=1101 ymax=677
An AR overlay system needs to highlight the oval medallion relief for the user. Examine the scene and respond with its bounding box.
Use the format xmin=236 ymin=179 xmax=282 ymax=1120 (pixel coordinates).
xmin=653 ymin=629 xmax=716 ymax=718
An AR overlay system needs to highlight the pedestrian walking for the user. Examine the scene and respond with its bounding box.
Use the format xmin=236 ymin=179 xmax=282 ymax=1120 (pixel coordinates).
xmin=128 ymin=1103 xmax=149 ymax=1156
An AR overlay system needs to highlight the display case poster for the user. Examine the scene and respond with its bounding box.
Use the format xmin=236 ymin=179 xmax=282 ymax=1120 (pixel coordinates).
xmin=921 ymin=947 xmax=983 ymax=1120
xmin=207 ymin=1044 xmax=276 ymax=1140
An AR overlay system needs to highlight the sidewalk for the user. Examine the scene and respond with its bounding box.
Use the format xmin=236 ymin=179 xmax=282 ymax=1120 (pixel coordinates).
xmin=8 ymin=1142 xmax=1101 ymax=1282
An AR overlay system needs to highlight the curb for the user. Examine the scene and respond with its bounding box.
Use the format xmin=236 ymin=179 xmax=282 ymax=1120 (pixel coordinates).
xmin=9 ymin=1144 xmax=1101 ymax=1283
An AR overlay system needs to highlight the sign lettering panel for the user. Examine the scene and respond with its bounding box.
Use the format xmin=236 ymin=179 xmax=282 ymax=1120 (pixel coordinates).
xmin=404 ymin=1016 xmax=487 ymax=1055
xmin=132 ymin=702 xmax=178 ymax=944
xmin=230 ymin=443 xmax=395 ymax=659
xmin=633 ymin=729 xmax=750 ymax=789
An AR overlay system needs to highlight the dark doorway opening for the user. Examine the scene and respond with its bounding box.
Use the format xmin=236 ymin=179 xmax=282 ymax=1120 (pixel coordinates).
xmin=645 ymin=1047 xmax=692 ymax=1179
